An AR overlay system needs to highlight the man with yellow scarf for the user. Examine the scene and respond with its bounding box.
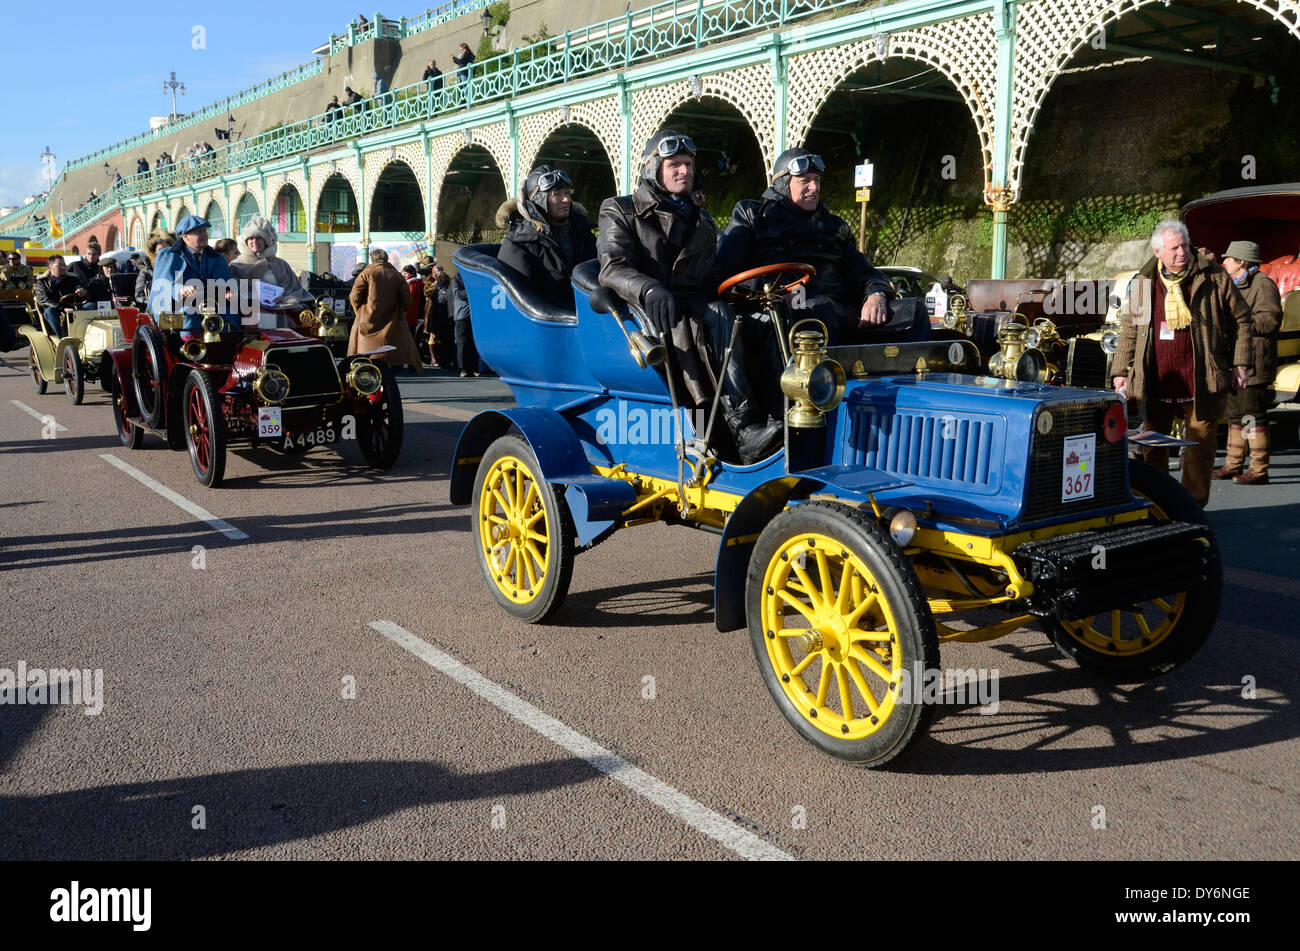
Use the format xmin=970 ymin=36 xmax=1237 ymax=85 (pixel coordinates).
xmin=1112 ymin=220 xmax=1253 ymax=507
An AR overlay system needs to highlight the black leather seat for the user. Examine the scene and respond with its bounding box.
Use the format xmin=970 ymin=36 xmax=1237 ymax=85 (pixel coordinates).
xmin=455 ymin=244 xmax=577 ymax=323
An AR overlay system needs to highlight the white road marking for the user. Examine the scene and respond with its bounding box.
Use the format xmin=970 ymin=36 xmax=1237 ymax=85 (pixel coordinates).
xmin=10 ymin=399 xmax=68 ymax=431
xmin=99 ymin=454 xmax=249 ymax=541
xmin=372 ymin=620 xmax=794 ymax=862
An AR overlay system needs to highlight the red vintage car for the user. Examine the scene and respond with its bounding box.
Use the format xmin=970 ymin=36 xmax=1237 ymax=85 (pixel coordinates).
xmin=106 ymin=307 xmax=403 ymax=487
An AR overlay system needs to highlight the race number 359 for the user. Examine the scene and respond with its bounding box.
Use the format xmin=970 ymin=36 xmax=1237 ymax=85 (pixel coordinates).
xmin=1061 ymin=433 xmax=1096 ymax=502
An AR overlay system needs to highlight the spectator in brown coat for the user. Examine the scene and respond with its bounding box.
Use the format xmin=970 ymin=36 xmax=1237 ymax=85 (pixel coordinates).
xmin=1112 ymin=220 xmax=1253 ymax=507
xmin=348 ymin=249 xmax=423 ymax=373
xmin=1213 ymin=240 xmax=1282 ymax=485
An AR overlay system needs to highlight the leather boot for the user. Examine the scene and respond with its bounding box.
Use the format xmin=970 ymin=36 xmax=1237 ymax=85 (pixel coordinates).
xmin=1212 ymin=423 xmax=1245 ymax=479
xmin=1235 ymin=421 xmax=1269 ymax=484
xmin=722 ymin=395 xmax=782 ymax=465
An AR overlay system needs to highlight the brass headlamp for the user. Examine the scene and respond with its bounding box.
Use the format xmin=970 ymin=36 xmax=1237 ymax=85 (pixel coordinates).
xmin=317 ymin=309 xmax=348 ymax=340
xmin=346 ymin=359 xmax=383 ymax=396
xmin=181 ymin=311 xmax=226 ymax=361
xmin=779 ymin=319 xmax=845 ymax=429
xmin=253 ymin=367 xmax=291 ymax=404
xmin=987 ymin=318 xmax=1049 ymax=383
xmin=941 ymin=294 xmax=968 ymax=333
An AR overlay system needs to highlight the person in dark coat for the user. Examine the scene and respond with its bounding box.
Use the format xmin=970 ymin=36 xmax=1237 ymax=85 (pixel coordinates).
xmin=597 ymin=129 xmax=780 ymax=463
xmin=67 ymin=240 xmax=111 ymax=303
xmin=34 ymin=256 xmax=87 ymax=335
xmin=716 ymin=147 xmax=894 ymax=341
xmin=1213 ymin=239 xmax=1282 ymax=485
xmin=451 ymin=271 xmax=478 ymax=376
xmin=1112 ymin=220 xmax=1253 ymax=507
xmin=452 ymin=43 xmax=475 ymax=83
xmin=423 ymin=59 xmax=444 ymax=92
xmin=496 ymin=165 xmax=597 ymax=308
xmin=423 ymin=265 xmax=454 ymax=368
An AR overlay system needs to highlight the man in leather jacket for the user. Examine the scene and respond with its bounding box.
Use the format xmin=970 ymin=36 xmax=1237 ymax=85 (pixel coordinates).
xmin=716 ymin=147 xmax=894 ymax=341
xmin=497 ymin=165 xmax=597 ymax=307
xmin=597 ymin=130 xmax=782 ymax=464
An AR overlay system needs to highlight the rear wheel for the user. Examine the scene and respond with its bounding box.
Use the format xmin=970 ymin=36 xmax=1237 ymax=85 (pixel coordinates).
xmin=471 ymin=435 xmax=575 ymax=623
xmin=747 ymin=501 xmax=939 ymax=767
xmin=111 ymin=373 xmax=143 ymax=449
xmin=183 ymin=371 xmax=226 ymax=487
xmin=132 ymin=324 xmax=167 ymax=428
xmin=29 ymin=354 xmax=46 ymax=394
xmin=357 ymin=364 xmax=404 ymax=469
xmin=63 ymin=346 xmax=84 ymax=405
xmin=1044 ymin=461 xmax=1220 ymax=679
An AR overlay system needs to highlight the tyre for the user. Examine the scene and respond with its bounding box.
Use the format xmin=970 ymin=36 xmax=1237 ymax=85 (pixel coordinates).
xmin=747 ymin=500 xmax=939 ymax=768
xmin=183 ymin=371 xmax=226 ymax=487
xmin=1043 ymin=460 xmax=1221 ymax=680
xmin=471 ymin=435 xmax=575 ymax=623
xmin=29 ymin=354 xmax=46 ymax=394
xmin=63 ymin=346 xmax=84 ymax=405
xmin=111 ymin=373 xmax=143 ymax=449
xmin=357 ymin=363 xmax=404 ymax=469
xmin=132 ymin=324 xmax=168 ymax=428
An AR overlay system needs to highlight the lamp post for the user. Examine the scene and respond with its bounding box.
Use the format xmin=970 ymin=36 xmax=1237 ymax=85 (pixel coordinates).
xmin=40 ymin=146 xmax=56 ymax=192
xmin=480 ymin=8 xmax=492 ymax=35
xmin=162 ymin=71 xmax=187 ymax=123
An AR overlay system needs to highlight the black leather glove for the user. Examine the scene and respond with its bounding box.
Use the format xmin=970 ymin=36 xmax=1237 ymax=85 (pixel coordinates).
xmin=641 ymin=284 xmax=681 ymax=338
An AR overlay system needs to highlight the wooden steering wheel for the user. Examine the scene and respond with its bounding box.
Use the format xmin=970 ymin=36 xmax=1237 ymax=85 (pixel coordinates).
xmin=717 ymin=262 xmax=816 ymax=302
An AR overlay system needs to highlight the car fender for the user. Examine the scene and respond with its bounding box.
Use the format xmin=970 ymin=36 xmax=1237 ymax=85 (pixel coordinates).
xmin=450 ymin=408 xmax=635 ymax=546
xmin=714 ymin=466 xmax=912 ymax=632
xmin=18 ymin=324 xmax=58 ymax=381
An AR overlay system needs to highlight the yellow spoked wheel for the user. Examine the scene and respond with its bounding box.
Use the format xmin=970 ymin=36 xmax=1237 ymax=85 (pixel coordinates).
xmin=1046 ymin=461 xmax=1221 ymax=679
xmin=471 ymin=435 xmax=575 ymax=623
xmin=747 ymin=501 xmax=938 ymax=767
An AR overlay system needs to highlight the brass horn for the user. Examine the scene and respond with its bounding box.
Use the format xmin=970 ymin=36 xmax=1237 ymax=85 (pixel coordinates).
xmin=181 ymin=339 xmax=207 ymax=362
xmin=616 ymin=316 xmax=665 ymax=368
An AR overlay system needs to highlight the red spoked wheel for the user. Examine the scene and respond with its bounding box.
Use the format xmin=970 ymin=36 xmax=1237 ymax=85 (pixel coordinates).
xmin=183 ymin=371 xmax=226 ymax=488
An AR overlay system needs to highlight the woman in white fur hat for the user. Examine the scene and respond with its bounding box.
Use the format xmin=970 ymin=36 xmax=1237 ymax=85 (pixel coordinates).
xmin=229 ymin=215 xmax=314 ymax=308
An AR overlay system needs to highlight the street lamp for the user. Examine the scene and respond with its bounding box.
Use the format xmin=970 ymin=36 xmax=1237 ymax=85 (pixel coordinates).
xmin=162 ymin=71 xmax=187 ymax=123
xmin=480 ymin=8 xmax=492 ymax=35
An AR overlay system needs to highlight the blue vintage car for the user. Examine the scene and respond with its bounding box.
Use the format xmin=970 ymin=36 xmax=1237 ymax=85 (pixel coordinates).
xmin=450 ymin=247 xmax=1221 ymax=767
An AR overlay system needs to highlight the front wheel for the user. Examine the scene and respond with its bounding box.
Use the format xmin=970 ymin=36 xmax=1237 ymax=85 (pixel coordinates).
xmin=471 ymin=435 xmax=575 ymax=623
xmin=183 ymin=371 xmax=226 ymax=487
xmin=1043 ymin=461 xmax=1221 ymax=680
xmin=63 ymin=346 xmax=84 ymax=405
xmin=357 ymin=364 xmax=404 ymax=469
xmin=111 ymin=373 xmax=143 ymax=449
xmin=30 ymin=354 xmax=47 ymax=394
xmin=747 ymin=501 xmax=939 ymax=768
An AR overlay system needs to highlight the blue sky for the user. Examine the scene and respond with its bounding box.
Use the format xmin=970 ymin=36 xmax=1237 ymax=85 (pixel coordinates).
xmin=0 ymin=0 xmax=388 ymax=206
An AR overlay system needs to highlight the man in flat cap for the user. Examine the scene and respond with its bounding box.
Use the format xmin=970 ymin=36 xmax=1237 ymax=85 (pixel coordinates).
xmin=149 ymin=215 xmax=236 ymax=331
xmin=1213 ymin=240 xmax=1282 ymax=485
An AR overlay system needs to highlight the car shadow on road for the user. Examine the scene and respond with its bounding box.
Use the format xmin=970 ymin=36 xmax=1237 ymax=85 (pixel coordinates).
xmin=554 ymin=573 xmax=717 ymax=628
xmin=0 ymin=753 xmax=600 ymax=859
xmin=0 ymin=504 xmax=467 ymax=571
xmin=0 ymin=434 xmax=122 ymax=455
xmin=897 ymin=638 xmax=1297 ymax=776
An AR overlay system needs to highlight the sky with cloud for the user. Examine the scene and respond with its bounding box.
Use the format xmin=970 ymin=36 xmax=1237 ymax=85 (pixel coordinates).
xmin=0 ymin=0 xmax=396 ymax=206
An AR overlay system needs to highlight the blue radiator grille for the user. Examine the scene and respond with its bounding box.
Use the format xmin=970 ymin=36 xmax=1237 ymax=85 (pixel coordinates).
xmin=846 ymin=406 xmax=997 ymax=487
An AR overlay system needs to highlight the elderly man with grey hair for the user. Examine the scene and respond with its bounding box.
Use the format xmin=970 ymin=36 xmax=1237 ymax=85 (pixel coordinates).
xmin=1111 ymin=219 xmax=1253 ymax=507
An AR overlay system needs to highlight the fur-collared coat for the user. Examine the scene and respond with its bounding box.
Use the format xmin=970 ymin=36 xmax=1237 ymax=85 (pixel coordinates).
xmin=495 ymin=198 xmax=596 ymax=306
xmin=348 ymin=260 xmax=423 ymax=370
xmin=229 ymin=215 xmax=313 ymax=307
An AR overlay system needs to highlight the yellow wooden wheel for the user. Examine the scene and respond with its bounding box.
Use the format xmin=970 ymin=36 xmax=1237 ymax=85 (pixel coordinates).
xmin=472 ymin=435 xmax=574 ymax=623
xmin=747 ymin=501 xmax=938 ymax=767
xmin=1046 ymin=461 xmax=1220 ymax=679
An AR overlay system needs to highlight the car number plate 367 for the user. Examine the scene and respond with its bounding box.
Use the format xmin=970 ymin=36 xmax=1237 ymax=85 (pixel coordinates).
xmin=258 ymin=406 xmax=282 ymax=438
xmin=1061 ymin=433 xmax=1096 ymax=502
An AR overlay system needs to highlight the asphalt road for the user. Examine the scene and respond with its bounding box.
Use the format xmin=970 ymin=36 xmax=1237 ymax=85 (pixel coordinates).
xmin=1 ymin=355 xmax=1297 ymax=861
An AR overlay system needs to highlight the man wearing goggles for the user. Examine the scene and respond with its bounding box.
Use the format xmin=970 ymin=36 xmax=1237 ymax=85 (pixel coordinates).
xmin=597 ymin=129 xmax=782 ymax=463
xmin=716 ymin=147 xmax=896 ymax=340
xmin=497 ymin=164 xmax=597 ymax=307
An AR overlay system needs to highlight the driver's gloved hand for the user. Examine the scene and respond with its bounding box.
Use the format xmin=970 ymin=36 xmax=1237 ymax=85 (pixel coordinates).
xmin=641 ymin=284 xmax=681 ymax=338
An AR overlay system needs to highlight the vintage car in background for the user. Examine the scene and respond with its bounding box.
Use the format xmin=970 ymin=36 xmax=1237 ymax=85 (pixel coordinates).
xmin=449 ymin=246 xmax=1221 ymax=768
xmin=107 ymin=306 xmax=403 ymax=487
xmin=1183 ymin=183 xmax=1300 ymax=404
xmin=934 ymin=277 xmax=1117 ymax=390
xmin=19 ymin=301 xmax=123 ymax=404
xmin=877 ymin=266 xmax=964 ymax=321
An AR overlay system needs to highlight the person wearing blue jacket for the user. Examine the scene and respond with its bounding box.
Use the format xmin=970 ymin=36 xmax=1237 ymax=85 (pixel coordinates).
xmin=149 ymin=215 xmax=235 ymax=331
